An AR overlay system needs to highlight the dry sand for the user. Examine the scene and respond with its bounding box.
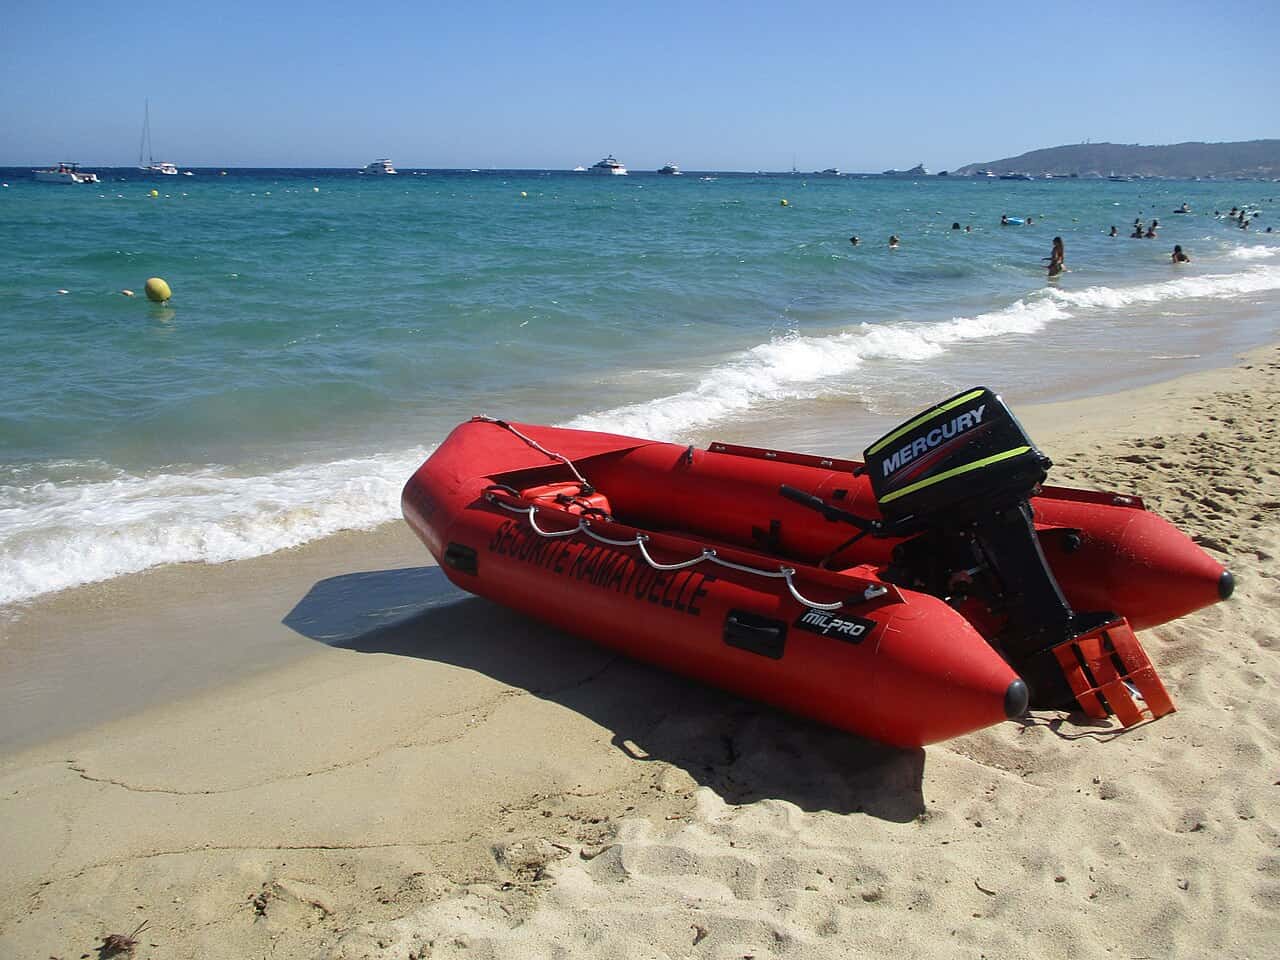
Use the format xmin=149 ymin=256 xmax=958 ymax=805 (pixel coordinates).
xmin=1 ymin=347 xmax=1277 ymax=960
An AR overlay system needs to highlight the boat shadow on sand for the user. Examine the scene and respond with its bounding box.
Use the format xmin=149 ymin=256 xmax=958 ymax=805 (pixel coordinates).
xmin=284 ymin=564 xmax=925 ymax=823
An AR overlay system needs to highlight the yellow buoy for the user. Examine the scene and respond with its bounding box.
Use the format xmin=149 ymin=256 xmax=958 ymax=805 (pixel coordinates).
xmin=149 ymin=189 xmax=159 ymax=198
xmin=144 ymin=277 xmax=171 ymax=303
xmin=780 ymin=199 xmax=789 ymax=206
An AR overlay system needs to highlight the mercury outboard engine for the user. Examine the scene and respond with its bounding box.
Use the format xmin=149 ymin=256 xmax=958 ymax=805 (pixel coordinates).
xmin=778 ymin=386 xmax=1176 ymax=723
xmin=860 ymin=388 xmax=1163 ymax=715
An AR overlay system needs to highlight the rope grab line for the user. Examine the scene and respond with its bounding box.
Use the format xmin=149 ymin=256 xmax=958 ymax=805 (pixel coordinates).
xmin=474 ymin=415 xmax=887 ymax=612
xmin=474 ymin=415 xmax=593 ymax=489
xmin=487 ymin=493 xmax=855 ymax=612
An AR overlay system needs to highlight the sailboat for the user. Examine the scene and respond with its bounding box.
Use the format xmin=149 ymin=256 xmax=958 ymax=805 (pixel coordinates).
xmin=138 ymin=101 xmax=178 ymax=176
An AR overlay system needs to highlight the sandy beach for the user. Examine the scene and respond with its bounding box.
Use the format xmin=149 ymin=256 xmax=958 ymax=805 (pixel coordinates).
xmin=2 ymin=346 xmax=1277 ymax=960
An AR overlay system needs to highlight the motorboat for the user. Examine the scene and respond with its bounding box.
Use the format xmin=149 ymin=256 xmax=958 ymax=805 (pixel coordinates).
xmin=362 ymin=159 xmax=398 ymax=175
xmin=402 ymin=388 xmax=1229 ymax=748
xmin=34 ymin=162 xmax=99 ymax=184
xmin=657 ymin=163 xmax=681 ymax=175
xmin=588 ymin=156 xmax=627 ymax=175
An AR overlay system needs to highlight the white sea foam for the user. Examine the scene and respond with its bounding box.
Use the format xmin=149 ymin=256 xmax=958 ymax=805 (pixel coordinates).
xmin=1046 ymin=263 xmax=1280 ymax=310
xmin=568 ymin=297 xmax=1070 ymax=439
xmin=0 ymin=448 xmax=431 ymax=606
xmin=1227 ymin=244 xmax=1279 ymax=260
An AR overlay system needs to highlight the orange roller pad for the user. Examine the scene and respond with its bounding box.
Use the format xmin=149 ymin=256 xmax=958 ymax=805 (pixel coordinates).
xmin=1051 ymin=619 xmax=1176 ymax=727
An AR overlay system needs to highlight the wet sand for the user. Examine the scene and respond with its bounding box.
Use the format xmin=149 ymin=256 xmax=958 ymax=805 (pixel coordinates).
xmin=1 ymin=345 xmax=1277 ymax=959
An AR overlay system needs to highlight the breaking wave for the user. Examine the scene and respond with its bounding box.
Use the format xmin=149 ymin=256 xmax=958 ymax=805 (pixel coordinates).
xmin=570 ymin=264 xmax=1280 ymax=440
xmin=0 ymin=449 xmax=431 ymax=606
xmin=1226 ymin=244 xmax=1279 ymax=260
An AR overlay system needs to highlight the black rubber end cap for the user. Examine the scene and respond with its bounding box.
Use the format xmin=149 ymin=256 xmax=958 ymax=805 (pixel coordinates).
xmin=1219 ymin=570 xmax=1235 ymax=600
xmin=1004 ymin=679 xmax=1030 ymax=719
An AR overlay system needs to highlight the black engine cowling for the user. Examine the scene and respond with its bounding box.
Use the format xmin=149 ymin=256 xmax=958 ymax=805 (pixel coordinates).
xmin=863 ymin=386 xmax=1052 ymax=531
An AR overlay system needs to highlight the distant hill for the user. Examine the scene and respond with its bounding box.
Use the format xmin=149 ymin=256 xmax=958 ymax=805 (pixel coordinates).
xmin=953 ymin=140 xmax=1280 ymax=179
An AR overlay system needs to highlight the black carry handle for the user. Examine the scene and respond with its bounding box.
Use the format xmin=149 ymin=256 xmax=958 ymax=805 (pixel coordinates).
xmin=778 ymin=484 xmax=880 ymax=533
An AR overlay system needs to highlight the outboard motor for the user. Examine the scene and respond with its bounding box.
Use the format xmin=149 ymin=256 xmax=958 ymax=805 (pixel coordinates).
xmin=862 ymin=388 xmax=1172 ymax=720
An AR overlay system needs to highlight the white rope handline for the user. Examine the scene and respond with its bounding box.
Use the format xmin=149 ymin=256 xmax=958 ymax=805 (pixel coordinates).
xmin=527 ymin=507 xmax=583 ymax=539
xmin=487 ymin=493 xmax=848 ymax=611
xmin=475 ymin=416 xmax=592 ymax=489
xmin=636 ymin=538 xmax=707 ymax=571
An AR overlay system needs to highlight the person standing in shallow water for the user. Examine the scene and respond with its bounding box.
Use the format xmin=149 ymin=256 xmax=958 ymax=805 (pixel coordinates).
xmin=1172 ymin=245 xmax=1190 ymax=263
xmin=1044 ymin=236 xmax=1065 ymax=277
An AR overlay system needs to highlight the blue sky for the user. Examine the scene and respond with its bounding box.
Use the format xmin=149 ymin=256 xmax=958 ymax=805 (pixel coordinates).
xmin=2 ymin=1 xmax=1276 ymax=171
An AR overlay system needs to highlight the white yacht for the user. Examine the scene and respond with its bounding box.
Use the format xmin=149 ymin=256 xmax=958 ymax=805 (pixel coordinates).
xmin=588 ymin=156 xmax=627 ymax=175
xmin=34 ymin=162 xmax=100 ymax=184
xmin=362 ymin=158 xmax=397 ymax=175
xmin=657 ymin=162 xmax=681 ymax=175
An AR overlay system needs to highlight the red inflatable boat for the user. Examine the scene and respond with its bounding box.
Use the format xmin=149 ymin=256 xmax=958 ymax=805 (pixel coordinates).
xmin=402 ymin=388 xmax=1231 ymax=748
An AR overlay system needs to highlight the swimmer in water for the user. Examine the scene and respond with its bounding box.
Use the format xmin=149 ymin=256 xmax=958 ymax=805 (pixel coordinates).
xmin=1044 ymin=236 xmax=1065 ymax=277
xmin=1172 ymin=245 xmax=1190 ymax=263
xmin=1000 ymin=214 xmax=1009 ymax=226
xmin=952 ymin=222 xmax=961 ymax=230
xmin=889 ymin=235 xmax=900 ymax=248
xmin=850 ymin=235 xmax=861 ymax=245
xmin=1109 ymin=225 xmax=1118 ymax=237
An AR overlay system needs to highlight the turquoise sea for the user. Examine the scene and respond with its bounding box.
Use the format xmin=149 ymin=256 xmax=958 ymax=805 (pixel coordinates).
xmin=2 ymin=167 xmax=1278 ymax=604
